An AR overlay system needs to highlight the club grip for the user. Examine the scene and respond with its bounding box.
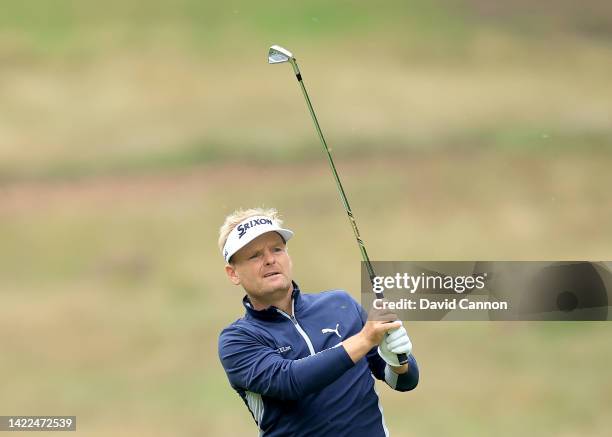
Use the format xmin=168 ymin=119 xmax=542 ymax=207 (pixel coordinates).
xmin=396 ymin=352 xmax=408 ymax=365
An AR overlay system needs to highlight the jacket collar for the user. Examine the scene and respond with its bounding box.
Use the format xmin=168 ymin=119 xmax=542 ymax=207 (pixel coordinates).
xmin=242 ymin=281 xmax=303 ymax=321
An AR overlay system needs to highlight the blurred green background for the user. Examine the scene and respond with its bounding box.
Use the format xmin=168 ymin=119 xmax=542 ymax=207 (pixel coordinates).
xmin=1 ymin=1 xmax=611 ymax=435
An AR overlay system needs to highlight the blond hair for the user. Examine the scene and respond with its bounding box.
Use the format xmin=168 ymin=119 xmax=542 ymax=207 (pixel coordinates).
xmin=218 ymin=207 xmax=283 ymax=254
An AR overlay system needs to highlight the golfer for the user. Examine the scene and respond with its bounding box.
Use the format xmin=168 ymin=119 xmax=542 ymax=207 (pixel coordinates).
xmin=218 ymin=208 xmax=419 ymax=436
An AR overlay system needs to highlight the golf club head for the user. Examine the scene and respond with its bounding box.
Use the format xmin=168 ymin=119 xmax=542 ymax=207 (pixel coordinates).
xmin=268 ymin=45 xmax=294 ymax=64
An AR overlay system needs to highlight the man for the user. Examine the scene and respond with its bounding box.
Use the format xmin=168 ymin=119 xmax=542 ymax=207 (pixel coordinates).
xmin=218 ymin=208 xmax=419 ymax=436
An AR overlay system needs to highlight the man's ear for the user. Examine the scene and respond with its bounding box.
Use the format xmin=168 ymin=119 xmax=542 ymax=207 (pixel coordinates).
xmin=225 ymin=263 xmax=241 ymax=285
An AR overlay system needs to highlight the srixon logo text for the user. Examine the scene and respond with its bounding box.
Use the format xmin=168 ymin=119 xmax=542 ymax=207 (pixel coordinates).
xmin=237 ymin=218 xmax=273 ymax=238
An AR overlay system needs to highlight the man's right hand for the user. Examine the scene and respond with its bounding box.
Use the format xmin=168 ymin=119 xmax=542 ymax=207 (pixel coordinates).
xmin=342 ymin=309 xmax=402 ymax=364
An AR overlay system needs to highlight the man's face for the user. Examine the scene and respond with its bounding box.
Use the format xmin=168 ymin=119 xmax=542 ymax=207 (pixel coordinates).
xmin=225 ymin=231 xmax=293 ymax=301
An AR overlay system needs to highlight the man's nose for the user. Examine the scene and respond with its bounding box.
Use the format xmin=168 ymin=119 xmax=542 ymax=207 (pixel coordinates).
xmin=263 ymin=249 xmax=276 ymax=265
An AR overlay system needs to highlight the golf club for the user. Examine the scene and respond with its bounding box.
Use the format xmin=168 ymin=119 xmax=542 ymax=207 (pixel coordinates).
xmin=268 ymin=44 xmax=408 ymax=366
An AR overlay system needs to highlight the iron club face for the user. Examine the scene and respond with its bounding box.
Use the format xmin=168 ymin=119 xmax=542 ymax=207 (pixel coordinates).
xmin=268 ymin=45 xmax=294 ymax=64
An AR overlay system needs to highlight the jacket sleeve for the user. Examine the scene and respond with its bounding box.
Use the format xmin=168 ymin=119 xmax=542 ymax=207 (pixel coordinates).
xmin=218 ymin=326 xmax=355 ymax=400
xmin=355 ymin=297 xmax=420 ymax=392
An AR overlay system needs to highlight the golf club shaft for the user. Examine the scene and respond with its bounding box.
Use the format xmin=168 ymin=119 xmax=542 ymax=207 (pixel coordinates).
xmin=290 ymin=61 xmax=375 ymax=282
xmin=289 ymin=59 xmax=408 ymax=366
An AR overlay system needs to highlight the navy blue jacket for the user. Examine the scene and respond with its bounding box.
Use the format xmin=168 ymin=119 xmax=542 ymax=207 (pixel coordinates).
xmin=218 ymin=282 xmax=419 ymax=436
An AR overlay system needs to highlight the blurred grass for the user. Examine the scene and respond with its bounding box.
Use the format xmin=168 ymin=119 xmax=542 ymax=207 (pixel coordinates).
xmin=0 ymin=1 xmax=470 ymax=55
xmin=1 ymin=1 xmax=612 ymax=436
xmin=1 ymin=46 xmax=611 ymax=182
xmin=1 ymin=0 xmax=611 ymax=182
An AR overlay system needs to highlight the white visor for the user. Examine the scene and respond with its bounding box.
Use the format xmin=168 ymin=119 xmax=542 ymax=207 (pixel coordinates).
xmin=222 ymin=215 xmax=293 ymax=263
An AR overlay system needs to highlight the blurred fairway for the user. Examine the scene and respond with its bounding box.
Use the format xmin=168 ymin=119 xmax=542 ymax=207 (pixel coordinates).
xmin=1 ymin=1 xmax=612 ymax=436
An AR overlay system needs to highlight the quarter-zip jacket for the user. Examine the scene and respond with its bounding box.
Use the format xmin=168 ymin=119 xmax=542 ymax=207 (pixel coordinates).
xmin=218 ymin=282 xmax=419 ymax=436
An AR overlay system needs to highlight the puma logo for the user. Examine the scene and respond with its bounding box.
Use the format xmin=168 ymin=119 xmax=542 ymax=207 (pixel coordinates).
xmin=321 ymin=323 xmax=341 ymax=338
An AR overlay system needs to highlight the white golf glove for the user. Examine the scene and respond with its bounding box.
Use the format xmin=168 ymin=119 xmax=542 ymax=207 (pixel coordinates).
xmin=377 ymin=322 xmax=412 ymax=367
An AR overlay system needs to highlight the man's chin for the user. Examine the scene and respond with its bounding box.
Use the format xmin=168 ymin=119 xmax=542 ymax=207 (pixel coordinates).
xmin=262 ymin=276 xmax=291 ymax=293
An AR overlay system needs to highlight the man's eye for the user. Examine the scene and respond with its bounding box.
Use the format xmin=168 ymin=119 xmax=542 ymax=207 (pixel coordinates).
xmin=273 ymin=247 xmax=283 ymax=252
xmin=249 ymin=253 xmax=259 ymax=260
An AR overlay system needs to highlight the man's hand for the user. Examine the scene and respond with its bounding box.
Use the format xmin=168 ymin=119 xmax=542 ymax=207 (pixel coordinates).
xmin=378 ymin=322 xmax=412 ymax=369
xmin=342 ymin=309 xmax=402 ymax=364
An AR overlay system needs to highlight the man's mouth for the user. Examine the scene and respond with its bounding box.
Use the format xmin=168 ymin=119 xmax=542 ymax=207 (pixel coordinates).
xmin=263 ymin=272 xmax=281 ymax=278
